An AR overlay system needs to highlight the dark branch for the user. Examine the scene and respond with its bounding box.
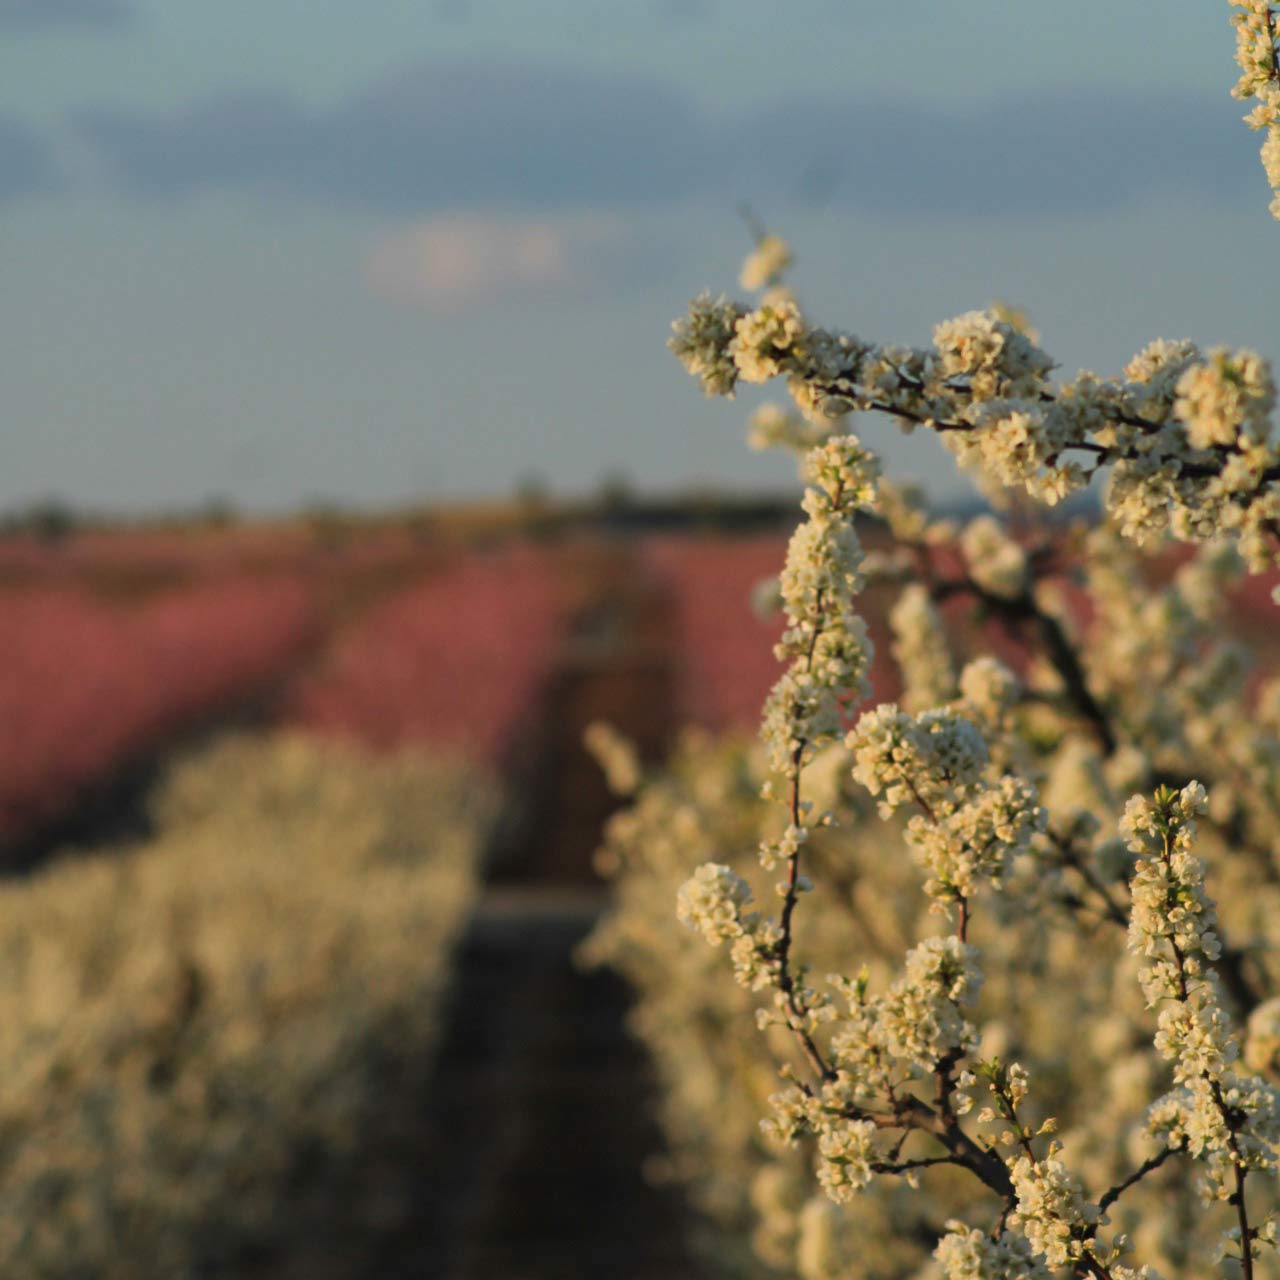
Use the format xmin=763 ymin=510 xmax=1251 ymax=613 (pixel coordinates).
xmin=1097 ymin=1145 xmax=1180 ymax=1215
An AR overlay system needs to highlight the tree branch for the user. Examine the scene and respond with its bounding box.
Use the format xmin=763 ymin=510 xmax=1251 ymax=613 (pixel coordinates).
xmin=1096 ymin=1145 xmax=1180 ymax=1215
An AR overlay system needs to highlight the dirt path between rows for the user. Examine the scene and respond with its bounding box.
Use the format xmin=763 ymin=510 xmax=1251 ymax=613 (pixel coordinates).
xmin=387 ymin=542 xmax=707 ymax=1279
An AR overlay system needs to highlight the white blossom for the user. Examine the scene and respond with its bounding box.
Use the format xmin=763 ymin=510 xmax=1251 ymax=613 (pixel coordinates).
xmin=1174 ymin=347 xmax=1276 ymax=451
xmin=960 ymin=515 xmax=1029 ymax=599
xmin=1230 ymin=0 xmax=1280 ymax=216
xmin=583 ymin=721 xmax=643 ymax=795
xmin=1245 ymin=996 xmax=1280 ymax=1074
xmin=935 ymin=1222 xmax=1051 ymax=1280
xmin=677 ymin=862 xmax=754 ymax=946
xmin=730 ymin=298 xmax=807 ymax=384
xmin=958 ymin=656 xmax=1021 ymax=730
xmin=890 ymin=584 xmax=957 ymax=713
xmin=670 ymin=287 xmax=1280 ymax=571
xmin=814 ymin=1118 xmax=880 ymax=1202
xmin=1123 ymin=783 xmax=1280 ymax=1208
xmin=1010 ymin=1155 xmax=1099 ymax=1270
xmin=668 ymin=291 xmax=745 ymax=396
xmin=740 ymin=234 xmax=794 ymax=292
xmin=762 ymin=436 xmax=879 ymax=774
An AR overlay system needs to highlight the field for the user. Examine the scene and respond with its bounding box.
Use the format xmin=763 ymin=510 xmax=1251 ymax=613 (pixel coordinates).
xmin=0 ymin=519 xmax=809 ymax=860
xmin=0 ymin=514 xmax=815 ymax=1277
xmin=4 ymin=512 xmax=1280 ymax=1278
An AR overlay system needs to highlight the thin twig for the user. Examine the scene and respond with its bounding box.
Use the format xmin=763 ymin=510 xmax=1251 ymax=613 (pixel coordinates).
xmin=1096 ymin=1146 xmax=1180 ymax=1215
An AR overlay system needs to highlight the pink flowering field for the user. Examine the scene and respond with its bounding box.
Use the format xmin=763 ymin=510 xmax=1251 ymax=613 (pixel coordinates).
xmin=641 ymin=533 xmax=902 ymax=732
xmin=6 ymin=521 xmax=1272 ymax=854
xmin=0 ymin=576 xmax=319 ymax=842
xmin=282 ymin=545 xmax=575 ymax=767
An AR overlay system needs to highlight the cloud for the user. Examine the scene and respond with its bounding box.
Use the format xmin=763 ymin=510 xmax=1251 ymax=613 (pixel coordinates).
xmin=725 ymin=89 xmax=1257 ymax=216
xmin=0 ymin=0 xmax=133 ymax=27
xmin=364 ymin=213 xmax=643 ymax=308
xmin=73 ymin=61 xmax=1259 ymax=220
xmin=0 ymin=117 xmax=58 ymax=201
xmin=76 ymin=62 xmax=706 ymax=212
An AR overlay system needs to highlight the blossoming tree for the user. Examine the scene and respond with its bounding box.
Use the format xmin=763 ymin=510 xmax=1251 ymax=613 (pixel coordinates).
xmin=589 ymin=6 xmax=1280 ymax=1278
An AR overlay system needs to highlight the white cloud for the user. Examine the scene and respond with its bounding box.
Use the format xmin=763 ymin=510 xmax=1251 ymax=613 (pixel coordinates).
xmin=364 ymin=213 xmax=632 ymax=309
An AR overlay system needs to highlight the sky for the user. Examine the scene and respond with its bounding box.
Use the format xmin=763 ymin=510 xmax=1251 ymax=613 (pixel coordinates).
xmin=1 ymin=0 xmax=1277 ymax=513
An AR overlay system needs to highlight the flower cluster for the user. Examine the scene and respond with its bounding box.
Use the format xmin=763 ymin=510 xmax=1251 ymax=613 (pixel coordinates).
xmin=667 ymin=292 xmax=745 ymax=397
xmin=934 ymin=1221 xmax=1051 ymax=1280
xmin=753 ymin=934 xmax=986 ymax=1212
xmin=1230 ymin=0 xmax=1280 ymax=216
xmin=583 ymin=719 xmax=643 ymax=795
xmin=1175 ymin=348 xmax=1276 ymax=452
xmin=740 ymin=233 xmax=795 ymax=292
xmin=889 ymin=584 xmax=957 ymax=713
xmin=958 ymin=656 xmax=1022 ymax=733
xmin=670 ymin=292 xmax=1280 ymax=569
xmin=1009 ymin=1155 xmax=1100 ymax=1271
xmin=960 ymin=514 xmax=1030 ymax=599
xmin=762 ymin=436 xmax=879 ymax=775
xmin=676 ymin=859 xmax=790 ymax=992
xmin=848 ymin=705 xmax=989 ymax=814
xmin=848 ymin=702 xmax=1044 ymax=909
xmin=813 ymin=1118 xmax=880 ymax=1202
xmin=676 ymin=861 xmax=756 ymax=947
xmin=730 ymin=297 xmax=809 ymax=386
xmin=1123 ymin=784 xmax=1280 ymax=1229
xmin=880 ymin=934 xmax=984 ymax=1068
xmin=1246 ymin=997 xmax=1280 ymax=1074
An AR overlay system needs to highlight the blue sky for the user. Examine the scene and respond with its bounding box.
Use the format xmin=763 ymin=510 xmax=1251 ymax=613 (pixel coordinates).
xmin=1 ymin=0 xmax=1276 ymax=512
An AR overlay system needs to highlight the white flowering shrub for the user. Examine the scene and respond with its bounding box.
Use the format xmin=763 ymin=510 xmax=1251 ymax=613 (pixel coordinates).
xmin=591 ymin=533 xmax=1280 ymax=1276
xmin=0 ymin=734 xmax=490 ymax=1276
xmin=590 ymin=22 xmax=1280 ymax=1270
